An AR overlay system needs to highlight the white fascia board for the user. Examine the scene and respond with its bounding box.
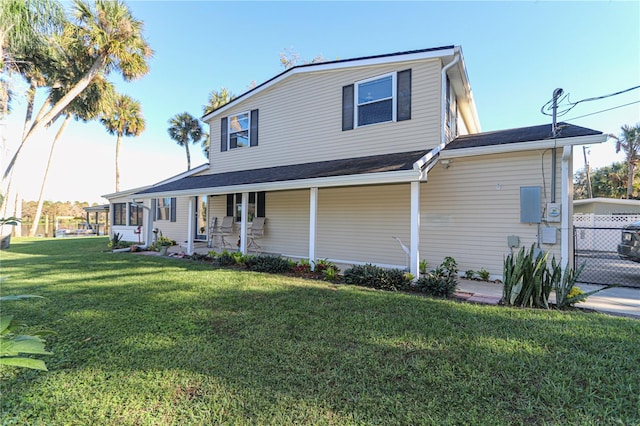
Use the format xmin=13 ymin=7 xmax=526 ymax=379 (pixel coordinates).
xmin=102 ymin=186 xmax=152 ymax=200
xmin=134 ymin=169 xmax=420 ymax=200
xmin=203 ymin=48 xmax=457 ymax=122
xmin=439 ymin=133 xmax=608 ymax=159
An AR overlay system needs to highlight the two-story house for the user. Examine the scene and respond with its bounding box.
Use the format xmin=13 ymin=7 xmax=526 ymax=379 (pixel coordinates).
xmin=105 ymin=45 xmax=607 ymax=280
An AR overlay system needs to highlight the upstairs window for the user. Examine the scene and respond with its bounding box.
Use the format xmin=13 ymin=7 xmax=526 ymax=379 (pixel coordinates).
xmin=220 ymin=110 xmax=259 ymax=152
xmin=229 ymin=112 xmax=249 ymax=149
xmin=343 ymin=69 xmax=411 ymax=131
xmin=356 ymin=74 xmax=394 ymax=126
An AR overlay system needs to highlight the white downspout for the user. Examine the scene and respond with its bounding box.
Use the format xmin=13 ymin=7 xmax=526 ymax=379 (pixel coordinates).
xmin=240 ymin=192 xmax=248 ymax=254
xmin=441 ymin=50 xmax=460 ymax=147
xmin=309 ymin=187 xmax=318 ymax=271
xmin=561 ymin=146 xmax=573 ymax=275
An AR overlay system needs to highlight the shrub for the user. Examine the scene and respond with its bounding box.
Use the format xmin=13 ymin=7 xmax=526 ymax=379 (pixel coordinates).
xmin=213 ymin=250 xmax=238 ymax=267
xmin=245 ymin=255 xmax=292 ymax=273
xmin=464 ymin=270 xmax=476 ymax=280
xmin=414 ymin=256 xmax=459 ymax=298
xmin=477 ymin=268 xmax=490 ymax=281
xmin=342 ymin=264 xmax=411 ymax=291
xmin=292 ymin=259 xmax=312 ymax=275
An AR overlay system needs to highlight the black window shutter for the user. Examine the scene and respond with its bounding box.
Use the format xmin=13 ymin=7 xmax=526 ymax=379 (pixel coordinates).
xmin=257 ymin=192 xmax=266 ymax=217
xmin=342 ymin=84 xmax=354 ymax=131
xmin=226 ymin=194 xmax=234 ymax=217
xmin=250 ymin=109 xmax=259 ymax=147
xmin=170 ymin=198 xmax=176 ymax=222
xmin=397 ymin=69 xmax=411 ymax=121
xmin=151 ymin=199 xmax=157 ymax=221
xmin=220 ymin=117 xmax=228 ymax=152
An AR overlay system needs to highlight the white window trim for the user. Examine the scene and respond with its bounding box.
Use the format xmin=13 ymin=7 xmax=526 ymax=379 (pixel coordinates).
xmin=228 ymin=110 xmax=251 ymax=150
xmin=354 ymin=72 xmax=397 ymax=128
xmin=156 ymin=197 xmax=171 ymax=221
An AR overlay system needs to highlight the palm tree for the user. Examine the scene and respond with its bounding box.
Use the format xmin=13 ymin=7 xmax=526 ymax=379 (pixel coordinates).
xmin=203 ymin=87 xmax=234 ymax=115
xmin=167 ymin=112 xmax=203 ymax=171
xmin=101 ymin=94 xmax=145 ymax=192
xmin=3 ymin=0 xmax=152 ymax=180
xmin=612 ymin=124 xmax=640 ymax=199
xmin=28 ymin=75 xmax=115 ymax=236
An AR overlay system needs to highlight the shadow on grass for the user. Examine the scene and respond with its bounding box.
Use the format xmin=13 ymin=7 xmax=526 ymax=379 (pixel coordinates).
xmin=1 ymin=238 xmax=639 ymax=424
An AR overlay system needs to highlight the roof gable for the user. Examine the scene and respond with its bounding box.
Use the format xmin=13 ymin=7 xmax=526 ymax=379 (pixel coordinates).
xmin=202 ymin=46 xmax=456 ymax=121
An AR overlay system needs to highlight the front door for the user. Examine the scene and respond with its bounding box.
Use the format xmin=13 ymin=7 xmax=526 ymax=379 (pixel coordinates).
xmin=195 ymin=196 xmax=208 ymax=240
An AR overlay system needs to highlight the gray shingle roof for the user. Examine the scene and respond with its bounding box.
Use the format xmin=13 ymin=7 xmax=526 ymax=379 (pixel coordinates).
xmin=138 ymin=150 xmax=428 ymax=195
xmin=444 ymin=122 xmax=602 ymax=151
xmin=138 ymin=122 xmax=602 ymax=195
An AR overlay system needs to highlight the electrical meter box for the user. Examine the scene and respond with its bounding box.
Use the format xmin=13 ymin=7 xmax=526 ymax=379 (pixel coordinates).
xmin=546 ymin=203 xmax=561 ymax=222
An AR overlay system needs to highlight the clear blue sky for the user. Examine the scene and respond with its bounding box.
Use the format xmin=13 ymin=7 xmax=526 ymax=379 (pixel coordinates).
xmin=5 ymin=0 xmax=640 ymax=203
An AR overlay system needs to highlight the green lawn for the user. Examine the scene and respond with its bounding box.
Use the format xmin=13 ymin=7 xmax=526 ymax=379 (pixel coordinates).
xmin=1 ymin=237 xmax=639 ymax=425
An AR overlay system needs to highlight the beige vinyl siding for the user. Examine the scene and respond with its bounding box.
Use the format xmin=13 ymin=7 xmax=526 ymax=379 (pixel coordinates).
xmin=152 ymin=197 xmax=189 ymax=244
xmin=259 ymin=190 xmax=309 ymax=257
xmin=420 ymin=150 xmax=563 ymax=278
xmin=317 ymin=185 xmax=410 ymax=267
xmin=204 ymin=60 xmax=442 ymax=175
xmin=206 ymin=191 xmax=309 ymax=257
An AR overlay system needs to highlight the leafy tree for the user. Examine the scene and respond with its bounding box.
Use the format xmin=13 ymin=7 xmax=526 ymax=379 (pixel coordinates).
xmin=167 ymin=112 xmax=203 ymax=171
xmin=574 ymin=161 xmax=638 ymax=199
xmin=101 ymin=94 xmax=145 ymax=192
xmin=611 ymin=124 xmax=640 ymax=199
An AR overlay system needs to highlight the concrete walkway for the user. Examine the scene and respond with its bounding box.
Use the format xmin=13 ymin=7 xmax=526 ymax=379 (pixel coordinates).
xmin=456 ymin=279 xmax=640 ymax=319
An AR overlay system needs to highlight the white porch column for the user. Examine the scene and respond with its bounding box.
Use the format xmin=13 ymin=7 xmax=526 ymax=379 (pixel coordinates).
xmin=561 ymin=146 xmax=573 ymax=274
xmin=186 ymin=197 xmax=195 ymax=255
xmin=240 ymin=192 xmax=248 ymax=254
xmin=410 ymin=181 xmax=420 ymax=278
xmin=145 ymin=200 xmax=153 ymax=245
xmin=309 ymin=187 xmax=318 ymax=271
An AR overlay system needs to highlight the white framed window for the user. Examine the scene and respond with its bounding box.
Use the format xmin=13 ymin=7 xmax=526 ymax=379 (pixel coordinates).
xmin=156 ymin=197 xmax=171 ymax=221
xmin=355 ymin=73 xmax=396 ymax=127
xmin=228 ymin=112 xmax=250 ymax=149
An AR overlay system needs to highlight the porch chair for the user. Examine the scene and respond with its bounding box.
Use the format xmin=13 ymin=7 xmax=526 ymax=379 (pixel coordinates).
xmin=210 ymin=216 xmax=235 ymax=250
xmin=207 ymin=217 xmax=217 ymax=248
xmin=247 ymin=217 xmax=266 ymax=254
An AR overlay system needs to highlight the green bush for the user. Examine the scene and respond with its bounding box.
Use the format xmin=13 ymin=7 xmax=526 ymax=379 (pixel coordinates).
xmin=477 ymin=268 xmax=490 ymax=281
xmin=414 ymin=256 xmax=459 ymax=298
xmin=342 ymin=264 xmax=411 ymax=291
xmin=245 ymin=255 xmax=292 ymax=273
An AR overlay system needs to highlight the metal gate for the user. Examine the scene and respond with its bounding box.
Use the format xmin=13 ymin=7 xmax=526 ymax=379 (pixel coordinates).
xmin=574 ymin=226 xmax=640 ymax=288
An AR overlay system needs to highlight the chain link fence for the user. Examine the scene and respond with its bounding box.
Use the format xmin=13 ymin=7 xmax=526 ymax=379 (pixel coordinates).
xmin=574 ymin=223 xmax=640 ymax=288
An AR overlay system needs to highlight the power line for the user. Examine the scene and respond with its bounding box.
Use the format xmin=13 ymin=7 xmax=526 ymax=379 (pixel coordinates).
xmin=563 ymin=100 xmax=640 ymax=122
xmin=541 ymin=85 xmax=640 ymax=117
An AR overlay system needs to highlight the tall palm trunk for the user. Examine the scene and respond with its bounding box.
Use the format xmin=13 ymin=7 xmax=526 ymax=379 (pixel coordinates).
xmin=29 ymin=114 xmax=70 ymax=237
xmin=185 ymin=142 xmax=191 ymax=170
xmin=3 ymin=53 xmax=107 ymax=180
xmin=627 ymin=161 xmax=636 ymax=199
xmin=115 ymin=133 xmax=122 ymax=192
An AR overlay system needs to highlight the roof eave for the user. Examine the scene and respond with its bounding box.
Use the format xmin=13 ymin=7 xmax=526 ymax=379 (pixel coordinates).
xmin=132 ymin=169 xmax=421 ymax=199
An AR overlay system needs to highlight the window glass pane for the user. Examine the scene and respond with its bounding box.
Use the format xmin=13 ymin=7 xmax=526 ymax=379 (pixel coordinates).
xmin=358 ymin=76 xmax=392 ymax=104
xmin=358 ymin=99 xmax=393 ymax=126
xmin=234 ymin=193 xmax=256 ymax=222
xmin=157 ymin=197 xmax=171 ymax=221
xmin=230 ymin=130 xmax=249 ymax=148
xmin=114 ymin=203 xmax=126 ymax=226
xmin=229 ymin=113 xmax=249 ymax=132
